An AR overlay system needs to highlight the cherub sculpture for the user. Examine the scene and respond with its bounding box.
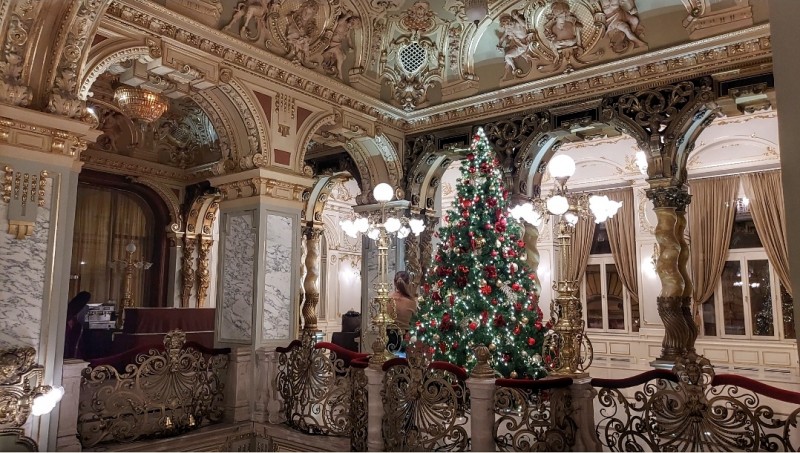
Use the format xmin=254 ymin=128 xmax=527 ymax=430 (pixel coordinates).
xmin=322 ymin=11 xmax=362 ymax=78
xmin=544 ymin=0 xmax=583 ymax=52
xmin=285 ymin=0 xmax=320 ymax=64
xmin=497 ymin=10 xmax=534 ymax=79
xmin=600 ymin=0 xmax=646 ymax=52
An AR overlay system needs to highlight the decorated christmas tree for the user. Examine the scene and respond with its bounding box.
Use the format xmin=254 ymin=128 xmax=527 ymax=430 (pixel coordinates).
xmin=410 ymin=129 xmax=547 ymax=379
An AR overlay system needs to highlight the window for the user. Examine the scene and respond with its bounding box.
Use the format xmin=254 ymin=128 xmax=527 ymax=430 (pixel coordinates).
xmin=701 ymin=209 xmax=795 ymax=339
xmin=582 ymin=224 xmax=633 ymax=333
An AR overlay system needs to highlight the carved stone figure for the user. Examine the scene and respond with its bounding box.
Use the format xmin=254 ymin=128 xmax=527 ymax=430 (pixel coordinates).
xmin=222 ymin=0 xmax=279 ymax=39
xmin=600 ymin=0 xmax=646 ymax=52
xmin=285 ymin=0 xmax=320 ymax=64
xmin=401 ymin=0 xmax=436 ymax=32
xmin=497 ymin=10 xmax=534 ymax=79
xmin=321 ymin=11 xmax=362 ymax=78
xmin=544 ymin=0 xmax=583 ymax=52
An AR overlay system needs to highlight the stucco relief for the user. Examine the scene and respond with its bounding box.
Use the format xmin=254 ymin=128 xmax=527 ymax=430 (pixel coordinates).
xmin=494 ymin=0 xmax=647 ymax=81
xmin=221 ymin=0 xmax=362 ymax=80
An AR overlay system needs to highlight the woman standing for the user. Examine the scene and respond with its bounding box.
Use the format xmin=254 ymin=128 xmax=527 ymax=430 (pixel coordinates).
xmin=388 ymin=271 xmax=417 ymax=354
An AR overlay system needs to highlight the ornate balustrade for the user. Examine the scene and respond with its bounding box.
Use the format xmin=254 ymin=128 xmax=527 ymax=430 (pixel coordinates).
xmin=494 ymin=376 xmax=577 ymax=451
xmin=275 ymin=338 xmax=369 ymax=437
xmin=350 ymin=357 xmax=369 ymax=452
xmin=77 ymin=330 xmax=230 ymax=448
xmin=0 ymin=347 xmax=51 ymax=451
xmin=592 ymin=352 xmax=800 ymax=452
xmin=381 ymin=343 xmax=471 ymax=451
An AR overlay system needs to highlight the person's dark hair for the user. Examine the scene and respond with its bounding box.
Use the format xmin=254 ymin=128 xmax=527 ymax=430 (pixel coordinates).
xmin=394 ymin=271 xmax=413 ymax=299
xmin=67 ymin=291 xmax=91 ymax=319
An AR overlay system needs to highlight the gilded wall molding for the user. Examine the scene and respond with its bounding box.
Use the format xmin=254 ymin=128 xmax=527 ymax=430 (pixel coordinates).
xmin=0 ymin=0 xmax=45 ymax=107
xmin=47 ymin=0 xmax=114 ymax=119
xmin=0 ymin=117 xmax=88 ymax=160
xmin=216 ymin=176 xmax=309 ymax=202
xmin=78 ymin=42 xmax=154 ymax=100
xmin=1 ymin=164 xmax=47 ymax=240
xmin=129 ymin=176 xmax=183 ymax=232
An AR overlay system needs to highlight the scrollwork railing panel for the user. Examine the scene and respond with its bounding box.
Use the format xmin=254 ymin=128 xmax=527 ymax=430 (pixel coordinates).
xmin=276 ymin=339 xmax=369 ymax=437
xmin=350 ymin=358 xmax=369 ymax=452
xmin=494 ymin=377 xmax=576 ymax=452
xmin=592 ymin=353 xmax=800 ymax=452
xmin=381 ymin=342 xmax=470 ymax=452
xmin=77 ymin=330 xmax=230 ymax=448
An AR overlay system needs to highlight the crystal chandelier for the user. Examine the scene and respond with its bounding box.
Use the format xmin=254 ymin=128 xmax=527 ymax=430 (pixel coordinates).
xmin=113 ymin=87 xmax=169 ymax=123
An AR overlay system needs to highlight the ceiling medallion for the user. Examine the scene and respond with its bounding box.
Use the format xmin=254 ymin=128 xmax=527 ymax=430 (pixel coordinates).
xmin=113 ymin=87 xmax=169 ymax=124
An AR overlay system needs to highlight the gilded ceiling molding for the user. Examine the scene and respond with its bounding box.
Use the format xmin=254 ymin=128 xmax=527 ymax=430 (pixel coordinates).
xmin=80 ymin=149 xmax=193 ymax=181
xmin=0 ymin=116 xmax=88 ymax=160
xmin=190 ymin=90 xmax=237 ymax=175
xmin=215 ymin=81 xmax=268 ymax=169
xmin=405 ymin=144 xmax=462 ymax=214
xmin=103 ymin=0 xmax=409 ymax=126
xmin=405 ymin=26 xmax=770 ymax=132
xmin=0 ymin=0 xmax=46 ymax=107
xmin=305 ymin=174 xmax=351 ymax=226
xmin=47 ymin=0 xmax=114 ymax=119
xmin=296 ymin=111 xmax=337 ymax=170
xmin=129 ymin=175 xmax=183 ymax=232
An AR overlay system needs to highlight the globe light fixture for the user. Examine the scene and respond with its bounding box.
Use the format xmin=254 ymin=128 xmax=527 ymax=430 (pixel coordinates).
xmin=464 ymin=0 xmax=488 ymax=25
xmin=546 ymin=195 xmax=570 ymax=215
xmin=548 ymin=154 xmax=577 ymax=179
xmin=338 ymin=183 xmax=425 ymax=367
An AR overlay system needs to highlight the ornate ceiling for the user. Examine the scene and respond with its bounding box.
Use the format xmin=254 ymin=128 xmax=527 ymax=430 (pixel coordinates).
xmin=148 ymin=0 xmax=766 ymax=112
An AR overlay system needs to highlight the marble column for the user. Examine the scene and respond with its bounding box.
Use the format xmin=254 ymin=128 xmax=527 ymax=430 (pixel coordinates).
xmin=645 ymin=186 xmax=693 ymax=365
xmin=211 ymin=168 xmax=313 ymax=351
xmin=465 ymin=378 xmax=496 ymax=452
xmin=0 ymin=105 xmax=101 ymax=450
xmin=365 ymin=368 xmax=385 ymax=451
xmin=56 ymin=359 xmax=88 ymax=451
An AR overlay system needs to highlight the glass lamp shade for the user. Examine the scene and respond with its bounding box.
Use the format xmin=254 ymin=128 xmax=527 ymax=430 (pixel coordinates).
xmin=589 ymin=195 xmax=623 ymax=223
xmin=464 ymin=0 xmax=488 ymax=23
xmin=409 ymin=218 xmax=425 ymax=235
xmin=510 ymin=202 xmax=542 ymax=226
xmin=367 ymin=228 xmax=380 ymax=240
xmin=373 ymin=183 xmax=395 ymax=203
xmin=548 ymin=154 xmax=576 ymax=179
xmin=397 ymin=226 xmax=411 ymax=238
xmin=32 ymin=386 xmax=64 ymax=416
xmin=339 ymin=220 xmax=356 ymax=238
xmin=635 ymin=151 xmax=648 ymax=175
xmin=564 ymin=212 xmax=579 ymax=226
xmin=354 ymin=217 xmax=370 ymax=233
xmin=384 ymin=217 xmax=401 ymax=233
xmin=546 ymin=195 xmax=570 ymax=215
xmin=126 ymin=242 xmax=137 ymax=253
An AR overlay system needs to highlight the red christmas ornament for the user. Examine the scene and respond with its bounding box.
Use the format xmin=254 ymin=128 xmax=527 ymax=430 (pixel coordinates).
xmin=469 ymin=231 xmax=474 ymax=237
xmin=487 ymin=197 xmax=497 ymax=207
xmin=517 ymin=240 xmax=525 ymax=247
xmin=480 ymin=285 xmax=492 ymax=295
xmin=481 ymin=310 xmax=489 ymax=323
xmin=467 ymin=152 xmax=475 ymax=161
xmin=462 ymin=210 xmax=470 ymax=219
xmin=494 ymin=313 xmax=506 ymax=327
xmin=452 ymin=342 xmax=459 ymax=350
xmin=491 ymin=298 xmax=498 ymax=306
xmin=469 ymin=321 xmax=477 ymax=331
xmin=484 ymin=222 xmax=493 ymax=230
xmin=440 ymin=342 xmax=447 ymax=353
xmin=449 ymin=294 xmax=456 ymax=305
xmin=484 ymin=265 xmax=497 ymax=279
xmin=535 ymin=321 xmax=543 ymax=331
xmin=430 ymin=319 xmax=438 ymax=327
xmin=491 ymin=250 xmax=499 ymax=257
xmin=514 ymin=303 xmax=522 ymax=312
xmin=512 ymin=282 xmax=521 ymax=291
xmin=468 ymin=167 xmax=477 ymax=174
xmin=509 ymin=263 xmax=518 ymax=273
xmin=528 ymin=338 xmax=536 ymax=346
xmin=461 ymin=199 xmax=472 ymax=208
xmin=458 ymin=265 xmax=469 ymax=274
xmin=514 ymin=325 xmax=521 ymax=335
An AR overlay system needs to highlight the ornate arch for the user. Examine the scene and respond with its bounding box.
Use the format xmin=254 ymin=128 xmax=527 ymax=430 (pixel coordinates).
xmin=305 ymin=174 xmax=351 ymax=226
xmin=296 ymin=111 xmax=338 ymax=169
xmin=346 ymin=133 xmax=403 ymax=204
xmin=78 ymin=38 xmax=159 ymax=100
xmin=406 ymin=143 xmax=463 ymax=213
xmin=130 ymin=176 xmax=183 ymax=233
xmin=601 ymin=78 xmax=718 ymax=186
xmin=191 ymin=89 xmax=245 ymax=174
xmin=217 ymin=79 xmax=270 ymax=169
xmin=185 ymin=192 xmax=222 ymax=237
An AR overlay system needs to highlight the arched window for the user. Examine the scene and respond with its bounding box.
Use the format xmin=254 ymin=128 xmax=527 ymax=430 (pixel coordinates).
xmin=69 ymin=171 xmax=169 ymax=307
xmin=582 ymin=224 xmax=631 ymax=332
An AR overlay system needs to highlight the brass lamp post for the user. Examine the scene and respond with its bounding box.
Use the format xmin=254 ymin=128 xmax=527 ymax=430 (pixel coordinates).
xmin=340 ymin=183 xmax=425 ymax=369
xmin=110 ymin=241 xmax=153 ymax=329
xmin=511 ymin=154 xmax=622 ymax=376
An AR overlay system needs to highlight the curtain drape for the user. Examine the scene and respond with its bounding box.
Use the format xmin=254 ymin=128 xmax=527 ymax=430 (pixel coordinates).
xmin=688 ymin=176 xmax=738 ymax=310
xmin=604 ymin=188 xmax=639 ymax=322
xmin=742 ymin=171 xmax=791 ymax=295
xmin=71 ymin=186 xmax=153 ymax=306
xmin=567 ymin=216 xmax=596 ymax=284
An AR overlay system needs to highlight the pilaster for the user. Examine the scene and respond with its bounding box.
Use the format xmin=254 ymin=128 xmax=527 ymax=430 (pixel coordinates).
xmin=365 ymin=368 xmax=385 ymax=452
xmin=0 ymin=105 xmax=100 ymax=450
xmin=56 ymin=359 xmax=88 ymax=452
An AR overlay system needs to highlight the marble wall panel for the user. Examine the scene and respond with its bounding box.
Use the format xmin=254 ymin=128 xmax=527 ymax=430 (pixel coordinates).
xmin=0 ymin=180 xmax=51 ymax=349
xmin=220 ymin=212 xmax=255 ymax=342
xmin=263 ymin=214 xmax=293 ymax=341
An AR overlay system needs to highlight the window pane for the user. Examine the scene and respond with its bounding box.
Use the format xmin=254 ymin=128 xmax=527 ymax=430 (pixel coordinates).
xmin=590 ymin=224 xmax=611 ymax=255
xmin=606 ymin=264 xmax=625 ymax=330
xmin=703 ymin=296 xmax=717 ymax=336
xmin=585 ymin=264 xmax=602 ymax=329
xmin=748 ymin=259 xmax=774 ymax=337
xmin=729 ymin=217 xmax=763 ymax=249
xmin=720 ymin=260 xmax=746 ymax=335
xmin=781 ymin=285 xmax=795 ymax=339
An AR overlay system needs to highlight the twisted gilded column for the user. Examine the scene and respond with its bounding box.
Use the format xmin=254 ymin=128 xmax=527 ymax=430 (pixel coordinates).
xmin=523 ymin=222 xmax=542 ymax=289
xmin=180 ymin=236 xmax=197 ymax=308
xmin=197 ymin=237 xmax=213 ymax=308
xmin=419 ymin=215 xmax=438 ymax=278
xmin=674 ymin=197 xmax=698 ymax=353
xmin=404 ymin=231 xmax=421 ymax=294
xmin=302 ymin=226 xmax=322 ymax=332
xmin=646 ymin=186 xmax=693 ymax=363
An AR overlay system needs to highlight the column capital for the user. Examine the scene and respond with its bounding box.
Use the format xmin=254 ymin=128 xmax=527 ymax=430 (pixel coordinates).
xmin=645 ymin=186 xmax=691 ymax=210
xmin=210 ymin=167 xmax=314 ymax=208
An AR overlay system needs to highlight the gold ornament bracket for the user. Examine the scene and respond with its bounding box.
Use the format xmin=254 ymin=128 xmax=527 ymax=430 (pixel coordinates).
xmin=0 ymin=347 xmax=49 ymax=431
xmin=2 ymin=165 xmax=48 ymax=240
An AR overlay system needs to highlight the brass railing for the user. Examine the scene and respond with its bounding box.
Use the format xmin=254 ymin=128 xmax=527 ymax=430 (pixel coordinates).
xmin=494 ymin=377 xmax=577 ymax=451
xmin=77 ymin=330 xmax=230 ymax=447
xmin=381 ymin=342 xmax=470 ymax=451
xmin=592 ymin=352 xmax=800 ymax=452
xmin=350 ymin=358 xmax=369 ymax=452
xmin=276 ymin=337 xmax=369 ymax=436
